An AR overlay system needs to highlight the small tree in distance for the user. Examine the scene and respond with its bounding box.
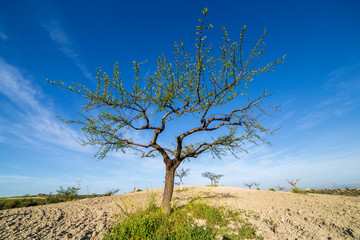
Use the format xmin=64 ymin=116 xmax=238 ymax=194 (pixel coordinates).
xmin=56 ymin=186 xmax=78 ymax=201
xmin=287 ymin=179 xmax=301 ymax=192
xmin=175 ymin=168 xmax=190 ymax=190
xmin=287 ymin=179 xmax=301 ymax=187
xmin=48 ymin=8 xmax=284 ymax=214
xmin=253 ymin=182 xmax=260 ymax=190
xmin=202 ymin=172 xmax=223 ymax=186
xmin=213 ymin=174 xmax=224 ymax=186
xmin=244 ymin=183 xmax=254 ymax=189
xmin=202 ymin=172 xmax=215 ymax=186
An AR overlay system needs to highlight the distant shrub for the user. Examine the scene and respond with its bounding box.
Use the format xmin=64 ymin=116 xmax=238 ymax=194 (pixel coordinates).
xmin=45 ymin=195 xmax=63 ymax=204
xmin=3 ymin=200 xmax=21 ymax=209
xmin=291 ymin=186 xmax=307 ymax=194
xmin=104 ymin=188 xmax=121 ymax=196
xmin=0 ymin=197 xmax=64 ymax=210
xmin=308 ymin=188 xmax=360 ymax=197
xmin=269 ymin=188 xmax=276 ymax=192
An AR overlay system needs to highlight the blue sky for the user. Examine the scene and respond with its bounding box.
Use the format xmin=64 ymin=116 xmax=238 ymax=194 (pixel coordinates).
xmin=0 ymin=1 xmax=359 ymax=197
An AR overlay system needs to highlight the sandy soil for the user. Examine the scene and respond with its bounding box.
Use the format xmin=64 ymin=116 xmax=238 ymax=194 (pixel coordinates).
xmin=1 ymin=186 xmax=359 ymax=239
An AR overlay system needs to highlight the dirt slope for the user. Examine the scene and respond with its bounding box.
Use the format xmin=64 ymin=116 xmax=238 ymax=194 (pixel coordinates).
xmin=0 ymin=186 xmax=359 ymax=239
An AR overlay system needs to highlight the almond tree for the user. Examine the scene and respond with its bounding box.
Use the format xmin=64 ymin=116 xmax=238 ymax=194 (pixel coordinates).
xmin=175 ymin=168 xmax=190 ymax=190
xmin=244 ymin=182 xmax=254 ymax=189
xmin=202 ymin=172 xmax=223 ymax=186
xmin=48 ymin=8 xmax=284 ymax=214
xmin=287 ymin=179 xmax=301 ymax=187
xmin=202 ymin=172 xmax=215 ymax=186
xmin=213 ymin=174 xmax=224 ymax=186
xmin=253 ymin=182 xmax=260 ymax=190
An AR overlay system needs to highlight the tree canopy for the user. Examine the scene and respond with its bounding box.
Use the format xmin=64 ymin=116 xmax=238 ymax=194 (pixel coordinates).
xmin=48 ymin=8 xmax=284 ymax=214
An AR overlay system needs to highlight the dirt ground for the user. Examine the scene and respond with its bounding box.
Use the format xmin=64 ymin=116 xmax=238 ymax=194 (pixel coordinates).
xmin=0 ymin=186 xmax=359 ymax=239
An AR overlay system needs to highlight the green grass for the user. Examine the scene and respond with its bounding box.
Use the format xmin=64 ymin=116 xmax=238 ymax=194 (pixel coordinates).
xmin=291 ymin=187 xmax=307 ymax=194
xmin=104 ymin=196 xmax=262 ymax=240
xmin=175 ymin=188 xmax=189 ymax=193
xmin=0 ymin=194 xmax=105 ymax=210
xmin=0 ymin=198 xmax=50 ymax=210
xmin=264 ymin=218 xmax=278 ymax=233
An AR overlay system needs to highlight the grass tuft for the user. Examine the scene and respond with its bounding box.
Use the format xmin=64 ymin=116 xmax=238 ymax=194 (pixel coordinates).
xmin=104 ymin=191 xmax=263 ymax=239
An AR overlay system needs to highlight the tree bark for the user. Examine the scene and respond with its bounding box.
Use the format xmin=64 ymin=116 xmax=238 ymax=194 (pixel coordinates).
xmin=162 ymin=165 xmax=176 ymax=214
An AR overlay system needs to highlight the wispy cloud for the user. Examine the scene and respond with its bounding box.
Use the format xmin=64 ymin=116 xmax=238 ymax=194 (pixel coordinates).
xmin=0 ymin=175 xmax=58 ymax=184
xmin=42 ymin=20 xmax=93 ymax=80
xmin=272 ymin=111 xmax=295 ymax=127
xmin=0 ymin=22 xmax=7 ymax=41
xmin=297 ymin=111 xmax=328 ymax=129
xmin=0 ymin=58 xmax=86 ymax=152
xmin=0 ymin=32 xmax=7 ymax=41
xmin=324 ymin=63 xmax=360 ymax=107
xmin=186 ymin=143 xmax=360 ymax=189
xmin=0 ymin=59 xmax=42 ymax=110
xmin=297 ymin=63 xmax=360 ymax=129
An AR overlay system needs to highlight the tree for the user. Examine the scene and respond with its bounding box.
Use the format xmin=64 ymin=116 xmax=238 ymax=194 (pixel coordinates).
xmin=104 ymin=188 xmax=121 ymax=196
xmin=56 ymin=186 xmax=78 ymax=201
xmin=287 ymin=179 xmax=301 ymax=187
xmin=213 ymin=174 xmax=223 ymax=186
xmin=48 ymin=8 xmax=284 ymax=214
xmin=253 ymin=182 xmax=260 ymax=190
xmin=175 ymin=168 xmax=190 ymax=190
xmin=202 ymin=172 xmax=215 ymax=186
xmin=202 ymin=172 xmax=223 ymax=186
xmin=75 ymin=178 xmax=81 ymax=196
xmin=244 ymin=182 xmax=254 ymax=189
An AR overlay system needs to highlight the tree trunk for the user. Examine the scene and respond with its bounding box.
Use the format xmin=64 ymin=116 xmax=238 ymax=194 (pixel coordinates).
xmin=162 ymin=166 xmax=175 ymax=214
xmin=180 ymin=177 xmax=183 ymax=190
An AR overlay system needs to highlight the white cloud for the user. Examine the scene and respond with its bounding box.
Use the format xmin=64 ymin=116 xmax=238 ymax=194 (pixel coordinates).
xmin=296 ymin=64 xmax=360 ymax=129
xmin=0 ymin=175 xmax=58 ymax=184
xmin=297 ymin=111 xmax=327 ymax=129
xmin=0 ymin=58 xmax=86 ymax=152
xmin=186 ymin=143 xmax=360 ymax=190
xmin=0 ymin=59 xmax=43 ymax=111
xmin=272 ymin=111 xmax=295 ymax=127
xmin=42 ymin=20 xmax=93 ymax=80
xmin=0 ymin=23 xmax=7 ymax=41
xmin=0 ymin=32 xmax=7 ymax=41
